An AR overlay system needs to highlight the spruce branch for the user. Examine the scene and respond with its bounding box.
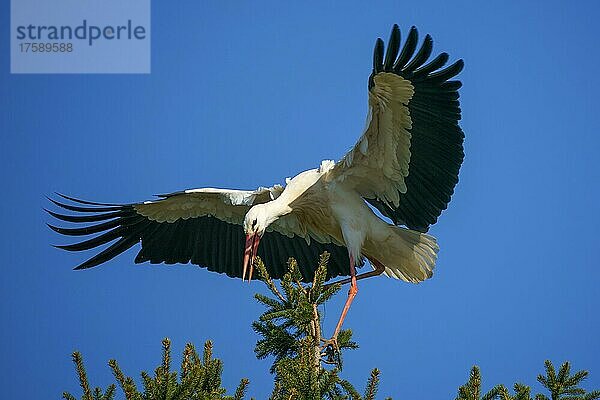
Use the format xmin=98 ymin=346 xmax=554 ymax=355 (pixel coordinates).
xmin=255 ymin=256 xmax=286 ymax=303
xmin=230 ymin=378 xmax=250 ymax=400
xmin=499 ymin=383 xmax=533 ymax=400
xmin=253 ymin=253 xmax=385 ymax=399
xmin=63 ymin=351 xmax=117 ymax=400
xmin=537 ymin=360 xmax=600 ymax=400
xmin=495 ymin=360 xmax=599 ymax=400
xmin=108 ymin=359 xmax=140 ymax=400
xmin=63 ymin=253 xmax=600 ymax=400
xmin=72 ymin=351 xmax=92 ymax=400
xmin=456 ymin=365 xmax=503 ymax=400
xmin=339 ymin=378 xmax=363 ymax=399
xmin=364 ymin=369 xmax=382 ymax=400
xmin=180 ymin=343 xmax=194 ymax=380
xmin=66 ymin=340 xmax=248 ymax=399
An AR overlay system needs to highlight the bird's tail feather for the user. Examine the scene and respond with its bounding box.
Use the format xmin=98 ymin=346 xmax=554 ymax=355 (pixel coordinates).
xmin=372 ymin=227 xmax=439 ymax=283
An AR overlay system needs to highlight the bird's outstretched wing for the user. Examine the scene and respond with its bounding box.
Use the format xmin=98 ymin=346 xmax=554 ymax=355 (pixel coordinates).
xmin=330 ymin=24 xmax=465 ymax=232
xmin=46 ymin=190 xmax=350 ymax=282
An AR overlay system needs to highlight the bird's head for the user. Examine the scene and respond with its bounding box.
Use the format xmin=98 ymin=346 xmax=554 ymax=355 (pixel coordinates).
xmin=242 ymin=204 xmax=277 ymax=282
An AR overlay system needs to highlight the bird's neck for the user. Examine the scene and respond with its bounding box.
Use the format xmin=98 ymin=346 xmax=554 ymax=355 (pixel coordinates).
xmin=265 ymin=197 xmax=293 ymax=220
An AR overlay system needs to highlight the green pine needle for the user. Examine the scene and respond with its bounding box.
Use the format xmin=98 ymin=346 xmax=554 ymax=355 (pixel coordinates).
xmin=63 ymin=253 xmax=600 ymax=400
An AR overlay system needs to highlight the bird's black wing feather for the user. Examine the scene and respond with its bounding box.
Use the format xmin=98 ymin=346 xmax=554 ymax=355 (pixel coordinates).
xmin=366 ymin=25 xmax=465 ymax=232
xmin=47 ymin=194 xmax=349 ymax=282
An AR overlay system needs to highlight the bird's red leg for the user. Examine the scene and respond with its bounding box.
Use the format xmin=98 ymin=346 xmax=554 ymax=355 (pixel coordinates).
xmin=321 ymin=259 xmax=385 ymax=358
xmin=324 ymin=258 xmax=386 ymax=288
xmin=325 ymin=254 xmax=359 ymax=348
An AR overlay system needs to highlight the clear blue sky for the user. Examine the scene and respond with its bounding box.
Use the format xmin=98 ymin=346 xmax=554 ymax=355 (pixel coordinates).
xmin=2 ymin=1 xmax=599 ymax=398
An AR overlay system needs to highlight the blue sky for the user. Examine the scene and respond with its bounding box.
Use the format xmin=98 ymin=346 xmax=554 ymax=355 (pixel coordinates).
xmin=2 ymin=1 xmax=600 ymax=398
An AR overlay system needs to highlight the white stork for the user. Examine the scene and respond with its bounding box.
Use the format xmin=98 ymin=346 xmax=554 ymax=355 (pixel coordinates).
xmin=47 ymin=25 xmax=465 ymax=344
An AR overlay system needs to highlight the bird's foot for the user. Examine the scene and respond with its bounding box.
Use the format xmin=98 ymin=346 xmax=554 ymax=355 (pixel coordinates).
xmin=320 ymin=336 xmax=338 ymax=350
xmin=320 ymin=337 xmax=340 ymax=365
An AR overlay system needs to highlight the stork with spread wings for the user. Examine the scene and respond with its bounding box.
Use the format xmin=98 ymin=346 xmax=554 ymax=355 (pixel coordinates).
xmin=48 ymin=25 xmax=465 ymax=345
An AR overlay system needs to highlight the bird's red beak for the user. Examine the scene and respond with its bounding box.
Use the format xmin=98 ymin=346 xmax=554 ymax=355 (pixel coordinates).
xmin=242 ymin=232 xmax=261 ymax=282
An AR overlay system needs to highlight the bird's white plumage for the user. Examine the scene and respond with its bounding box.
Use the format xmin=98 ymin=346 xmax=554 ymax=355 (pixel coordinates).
xmin=48 ymin=24 xmax=466 ymax=287
xmin=133 ymin=184 xmax=321 ymax=245
xmin=134 ymin=186 xmax=283 ymax=224
xmin=130 ymin=71 xmax=435 ymax=284
xmin=333 ymin=73 xmax=414 ymax=208
xmin=127 ymin=72 xmax=437 ymax=284
xmin=325 ymin=178 xmax=438 ymax=283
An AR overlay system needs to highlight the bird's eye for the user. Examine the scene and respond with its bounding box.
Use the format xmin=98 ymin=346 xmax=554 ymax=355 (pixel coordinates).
xmin=252 ymin=219 xmax=257 ymax=229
